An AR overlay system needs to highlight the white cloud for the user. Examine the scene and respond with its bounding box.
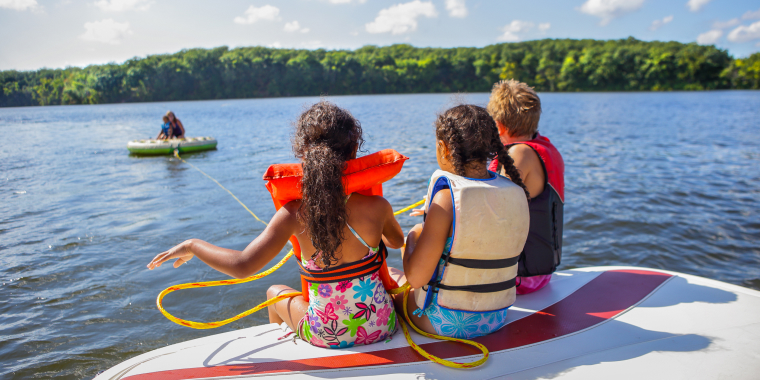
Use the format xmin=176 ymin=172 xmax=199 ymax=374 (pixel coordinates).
xmin=365 ymin=0 xmax=437 ymax=35
xmin=268 ymin=42 xmax=282 ymax=48
xmin=234 ymin=5 xmax=280 ymax=25
xmin=93 ymin=0 xmax=152 ymax=11
xmin=538 ymin=22 xmax=551 ymax=32
xmin=687 ymin=0 xmax=711 ymax=12
xmin=79 ymin=19 xmax=132 ymax=44
xmin=284 ymin=21 xmax=299 ymax=32
xmin=0 ymin=0 xmax=37 ymax=11
xmin=713 ymin=18 xmax=740 ymax=29
xmin=742 ymin=8 xmax=760 ymax=20
xmin=328 ymin=0 xmax=366 ymax=3
xmin=579 ymin=0 xmax=645 ymax=26
xmin=696 ymin=29 xmax=722 ymax=45
xmin=445 ymin=0 xmax=467 ymax=18
xmin=649 ymin=15 xmax=673 ymax=31
xmin=498 ymin=20 xmax=534 ymax=42
xmin=727 ymin=21 xmax=760 ymax=42
xmin=284 ymin=20 xmax=309 ymax=33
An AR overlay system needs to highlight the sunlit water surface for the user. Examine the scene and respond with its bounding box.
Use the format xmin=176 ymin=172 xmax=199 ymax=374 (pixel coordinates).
xmin=1 ymin=92 xmax=759 ymax=379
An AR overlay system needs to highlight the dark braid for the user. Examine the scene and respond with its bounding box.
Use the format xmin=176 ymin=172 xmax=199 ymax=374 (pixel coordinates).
xmin=435 ymin=105 xmax=530 ymax=200
xmin=492 ymin=140 xmax=530 ymax=200
xmin=293 ymin=101 xmax=364 ymax=268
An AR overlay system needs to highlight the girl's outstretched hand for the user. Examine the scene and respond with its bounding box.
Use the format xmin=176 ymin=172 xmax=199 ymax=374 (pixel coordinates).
xmin=148 ymin=240 xmax=195 ymax=270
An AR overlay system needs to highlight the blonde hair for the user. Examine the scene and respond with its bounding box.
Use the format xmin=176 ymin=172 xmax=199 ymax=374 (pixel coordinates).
xmin=486 ymin=79 xmax=542 ymax=137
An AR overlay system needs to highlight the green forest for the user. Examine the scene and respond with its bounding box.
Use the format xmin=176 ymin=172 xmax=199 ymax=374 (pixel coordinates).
xmin=2 ymin=38 xmax=759 ymax=107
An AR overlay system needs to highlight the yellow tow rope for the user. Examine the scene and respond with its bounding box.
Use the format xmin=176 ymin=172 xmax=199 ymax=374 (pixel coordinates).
xmin=158 ymin=150 xmax=487 ymax=368
xmin=172 ymin=150 xmax=268 ymax=225
xmin=390 ymin=285 xmax=490 ymax=368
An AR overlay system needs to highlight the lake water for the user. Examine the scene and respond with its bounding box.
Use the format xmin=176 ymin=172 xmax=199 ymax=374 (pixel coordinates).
xmin=1 ymin=92 xmax=759 ymax=379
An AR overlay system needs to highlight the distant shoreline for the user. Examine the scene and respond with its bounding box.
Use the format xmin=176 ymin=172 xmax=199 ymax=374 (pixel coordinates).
xmin=2 ymin=38 xmax=758 ymax=108
xmin=4 ymin=89 xmax=760 ymax=111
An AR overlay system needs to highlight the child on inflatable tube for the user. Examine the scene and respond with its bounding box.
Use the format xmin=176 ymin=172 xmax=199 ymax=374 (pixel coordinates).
xmin=156 ymin=115 xmax=173 ymax=140
xmin=147 ymin=101 xmax=405 ymax=349
xmin=389 ymin=105 xmax=531 ymax=339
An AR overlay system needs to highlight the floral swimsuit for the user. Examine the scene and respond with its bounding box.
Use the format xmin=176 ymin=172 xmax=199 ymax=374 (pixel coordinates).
xmin=297 ymin=219 xmax=397 ymax=349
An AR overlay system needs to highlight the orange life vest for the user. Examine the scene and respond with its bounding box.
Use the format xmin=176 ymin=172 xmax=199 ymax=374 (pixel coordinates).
xmin=262 ymin=149 xmax=408 ymax=301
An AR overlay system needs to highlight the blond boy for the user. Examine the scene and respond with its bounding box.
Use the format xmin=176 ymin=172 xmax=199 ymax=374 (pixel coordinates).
xmin=487 ymin=80 xmax=565 ymax=294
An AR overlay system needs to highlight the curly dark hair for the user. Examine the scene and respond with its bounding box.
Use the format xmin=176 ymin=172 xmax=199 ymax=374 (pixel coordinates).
xmin=435 ymin=104 xmax=530 ymax=200
xmin=292 ymin=101 xmax=364 ymax=268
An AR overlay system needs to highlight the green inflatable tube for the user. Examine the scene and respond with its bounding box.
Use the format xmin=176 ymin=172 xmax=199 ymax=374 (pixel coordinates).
xmin=127 ymin=137 xmax=218 ymax=155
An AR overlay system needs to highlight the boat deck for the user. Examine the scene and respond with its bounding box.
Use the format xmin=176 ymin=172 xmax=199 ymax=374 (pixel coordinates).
xmin=95 ymin=267 xmax=760 ymax=379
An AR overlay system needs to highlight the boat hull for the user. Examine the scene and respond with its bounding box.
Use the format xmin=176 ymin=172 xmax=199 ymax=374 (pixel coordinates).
xmin=94 ymin=266 xmax=760 ymax=379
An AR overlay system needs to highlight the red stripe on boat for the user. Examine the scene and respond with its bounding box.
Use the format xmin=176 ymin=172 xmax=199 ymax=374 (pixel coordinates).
xmin=125 ymin=270 xmax=671 ymax=380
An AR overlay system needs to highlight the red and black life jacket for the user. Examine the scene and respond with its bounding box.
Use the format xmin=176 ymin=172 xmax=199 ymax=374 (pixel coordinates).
xmin=489 ymin=133 xmax=565 ymax=277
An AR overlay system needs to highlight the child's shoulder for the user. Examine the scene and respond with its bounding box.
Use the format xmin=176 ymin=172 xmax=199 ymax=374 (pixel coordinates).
xmin=430 ymin=187 xmax=453 ymax=208
xmin=508 ymin=143 xmax=541 ymax=163
xmin=508 ymin=142 xmax=536 ymax=153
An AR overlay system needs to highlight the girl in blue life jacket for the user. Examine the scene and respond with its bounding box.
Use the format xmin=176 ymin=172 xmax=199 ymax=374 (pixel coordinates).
xmin=389 ymin=105 xmax=531 ymax=339
xmin=156 ymin=115 xmax=173 ymax=140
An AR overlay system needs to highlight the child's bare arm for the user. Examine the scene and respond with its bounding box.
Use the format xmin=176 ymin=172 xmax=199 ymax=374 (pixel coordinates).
xmin=147 ymin=203 xmax=298 ymax=279
xmin=506 ymin=144 xmax=544 ymax=198
xmin=381 ymin=199 xmax=405 ymax=249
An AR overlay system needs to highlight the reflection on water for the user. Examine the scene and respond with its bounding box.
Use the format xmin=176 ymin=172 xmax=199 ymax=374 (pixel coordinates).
xmin=1 ymin=91 xmax=759 ymax=378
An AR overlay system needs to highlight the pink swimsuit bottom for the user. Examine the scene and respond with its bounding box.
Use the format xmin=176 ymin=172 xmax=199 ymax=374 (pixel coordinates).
xmin=515 ymin=275 xmax=551 ymax=295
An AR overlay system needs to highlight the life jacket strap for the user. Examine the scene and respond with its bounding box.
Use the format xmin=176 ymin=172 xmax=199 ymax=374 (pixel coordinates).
xmin=429 ymin=278 xmax=516 ymax=293
xmin=444 ymin=256 xmax=519 ymax=269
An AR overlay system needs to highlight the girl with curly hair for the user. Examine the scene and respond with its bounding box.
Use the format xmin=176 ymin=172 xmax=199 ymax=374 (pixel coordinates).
xmin=147 ymin=101 xmax=404 ymax=349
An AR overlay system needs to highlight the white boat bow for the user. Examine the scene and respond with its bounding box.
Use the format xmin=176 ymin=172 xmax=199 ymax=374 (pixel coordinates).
xmin=94 ymin=266 xmax=760 ymax=379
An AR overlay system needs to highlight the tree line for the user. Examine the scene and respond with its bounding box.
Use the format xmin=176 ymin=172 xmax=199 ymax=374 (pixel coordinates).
xmin=2 ymin=37 xmax=759 ymax=107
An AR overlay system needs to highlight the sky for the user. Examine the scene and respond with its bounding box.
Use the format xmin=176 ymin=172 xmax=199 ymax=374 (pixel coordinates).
xmin=1 ymin=0 xmax=759 ymax=71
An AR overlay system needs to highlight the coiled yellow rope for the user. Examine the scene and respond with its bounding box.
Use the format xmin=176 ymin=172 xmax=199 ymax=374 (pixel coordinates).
xmin=156 ymin=251 xmax=298 ymax=329
xmin=388 ymin=284 xmax=489 ymax=368
xmin=158 ymin=151 xmax=487 ymax=368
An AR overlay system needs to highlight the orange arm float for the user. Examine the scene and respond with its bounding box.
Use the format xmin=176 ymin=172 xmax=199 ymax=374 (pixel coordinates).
xmin=263 ymin=149 xmax=408 ymax=300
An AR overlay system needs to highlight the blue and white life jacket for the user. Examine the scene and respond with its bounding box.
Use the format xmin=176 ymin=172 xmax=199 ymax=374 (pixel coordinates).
xmin=415 ymin=169 xmax=530 ymax=312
